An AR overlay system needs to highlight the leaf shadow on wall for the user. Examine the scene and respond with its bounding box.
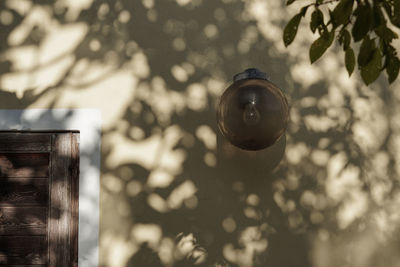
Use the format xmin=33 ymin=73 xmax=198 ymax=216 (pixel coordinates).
xmin=1 ymin=0 xmax=400 ymax=267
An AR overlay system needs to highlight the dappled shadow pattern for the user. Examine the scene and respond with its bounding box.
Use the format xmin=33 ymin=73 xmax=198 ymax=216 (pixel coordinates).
xmin=1 ymin=0 xmax=400 ymax=267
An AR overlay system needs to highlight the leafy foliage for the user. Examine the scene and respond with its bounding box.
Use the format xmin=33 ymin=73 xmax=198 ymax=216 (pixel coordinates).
xmin=310 ymin=30 xmax=335 ymax=63
xmin=283 ymin=6 xmax=310 ymax=46
xmin=284 ymin=14 xmax=303 ymax=46
xmin=345 ymin=48 xmax=355 ymax=76
xmin=283 ymin=0 xmax=400 ymax=85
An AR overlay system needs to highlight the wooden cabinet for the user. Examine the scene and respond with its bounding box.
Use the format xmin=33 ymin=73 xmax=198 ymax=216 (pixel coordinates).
xmin=0 ymin=132 xmax=79 ymax=267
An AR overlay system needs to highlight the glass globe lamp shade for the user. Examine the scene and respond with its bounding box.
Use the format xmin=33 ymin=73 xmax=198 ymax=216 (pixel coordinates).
xmin=217 ymin=69 xmax=289 ymax=151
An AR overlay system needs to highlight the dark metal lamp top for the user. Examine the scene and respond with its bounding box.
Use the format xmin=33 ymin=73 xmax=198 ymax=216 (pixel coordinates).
xmin=233 ymin=68 xmax=269 ymax=82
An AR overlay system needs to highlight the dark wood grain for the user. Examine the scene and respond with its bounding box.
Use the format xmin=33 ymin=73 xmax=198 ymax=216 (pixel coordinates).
xmin=70 ymin=133 xmax=79 ymax=267
xmin=0 ymin=178 xmax=48 ymax=206
xmin=0 ymin=133 xmax=51 ymax=152
xmin=49 ymin=133 xmax=71 ymax=267
xmin=0 ymin=236 xmax=47 ymax=265
xmin=0 ymin=207 xmax=47 ymax=235
xmin=0 ymin=154 xmax=49 ymax=178
xmin=0 ymin=131 xmax=80 ymax=267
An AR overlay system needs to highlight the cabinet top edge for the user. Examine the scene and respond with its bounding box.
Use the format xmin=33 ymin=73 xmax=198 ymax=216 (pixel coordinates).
xmin=0 ymin=130 xmax=80 ymax=133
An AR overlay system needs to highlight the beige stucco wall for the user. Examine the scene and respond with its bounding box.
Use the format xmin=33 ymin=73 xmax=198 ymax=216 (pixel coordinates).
xmin=1 ymin=0 xmax=400 ymax=266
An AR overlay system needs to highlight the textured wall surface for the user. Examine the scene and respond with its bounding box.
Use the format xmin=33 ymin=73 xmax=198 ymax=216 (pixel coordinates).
xmin=0 ymin=0 xmax=400 ymax=266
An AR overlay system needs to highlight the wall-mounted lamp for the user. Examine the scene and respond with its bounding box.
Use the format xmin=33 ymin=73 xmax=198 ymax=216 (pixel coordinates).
xmin=217 ymin=68 xmax=289 ymax=151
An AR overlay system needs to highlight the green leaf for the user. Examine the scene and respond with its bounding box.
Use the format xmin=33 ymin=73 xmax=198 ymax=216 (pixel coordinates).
xmin=339 ymin=29 xmax=351 ymax=50
xmin=309 ymin=30 xmax=335 ymax=63
xmin=382 ymin=1 xmax=399 ymax=26
xmin=332 ymin=0 xmax=354 ymax=27
xmin=381 ymin=1 xmax=400 ymax=26
xmin=358 ymin=37 xmax=375 ymax=67
xmin=287 ymin=0 xmax=296 ymax=5
xmin=386 ymin=57 xmax=400 ymax=83
xmin=392 ymin=0 xmax=400 ymax=27
xmin=345 ymin=48 xmax=355 ymax=76
xmin=284 ymin=14 xmax=302 ymax=47
xmin=375 ymin=25 xmax=398 ymax=43
xmin=360 ymin=48 xmax=382 ymax=85
xmin=310 ymin=9 xmax=324 ymax=33
xmin=300 ymin=5 xmax=309 ymax=16
xmin=352 ymin=3 xmax=372 ymax=42
xmin=372 ymin=4 xmax=385 ymax=29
